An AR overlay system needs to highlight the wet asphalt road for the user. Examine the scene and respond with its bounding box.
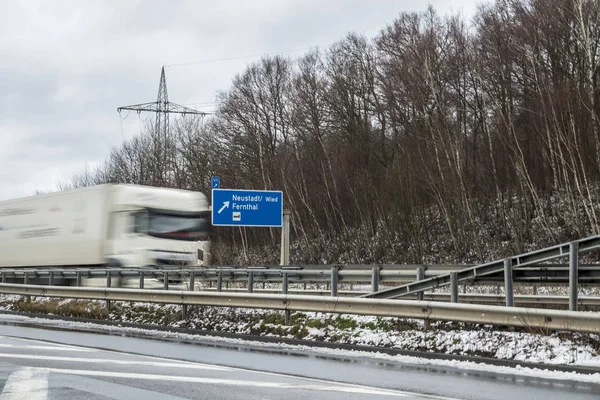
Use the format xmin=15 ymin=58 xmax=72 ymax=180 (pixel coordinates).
xmin=0 ymin=321 xmax=597 ymax=400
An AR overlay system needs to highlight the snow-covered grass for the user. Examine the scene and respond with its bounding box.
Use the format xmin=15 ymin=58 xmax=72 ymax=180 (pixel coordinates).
xmin=1 ymin=294 xmax=598 ymax=370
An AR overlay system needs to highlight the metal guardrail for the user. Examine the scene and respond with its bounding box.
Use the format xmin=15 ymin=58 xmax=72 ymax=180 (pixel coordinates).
xmin=192 ymin=264 xmax=600 ymax=284
xmin=199 ymin=288 xmax=600 ymax=306
xmin=2 ymin=264 xmax=600 ymax=285
xmin=1 ymin=265 xmax=463 ymax=283
xmin=2 ymin=263 xmax=600 ymax=312
xmin=0 ymin=283 xmax=598 ymax=334
xmin=362 ymin=235 xmax=600 ymax=307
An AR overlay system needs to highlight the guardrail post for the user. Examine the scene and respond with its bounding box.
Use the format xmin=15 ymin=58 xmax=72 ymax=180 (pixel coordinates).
xmin=189 ymin=271 xmax=195 ymax=291
xmin=183 ymin=270 xmax=190 ymax=318
xmin=76 ymin=271 xmax=81 ymax=287
xmin=416 ymin=267 xmax=425 ymax=301
xmin=504 ymin=258 xmax=514 ymax=307
xmin=217 ymin=271 xmax=223 ymax=292
xmin=164 ymin=272 xmax=169 ymax=290
xmin=248 ymin=272 xmax=254 ymax=293
xmin=282 ymin=273 xmax=289 ymax=295
xmin=450 ymin=272 xmax=458 ymax=303
xmin=48 ymin=271 xmax=54 ymax=286
xmin=139 ymin=271 xmax=144 ymax=289
xmin=23 ymin=272 xmax=31 ymax=302
xmin=331 ymin=267 xmax=338 ymax=297
xmin=23 ymin=272 xmax=30 ymax=302
xmin=569 ymin=242 xmax=579 ymax=311
xmin=106 ymin=271 xmax=112 ymax=311
xmin=282 ymin=272 xmax=290 ymax=324
xmin=371 ymin=267 xmax=380 ymax=292
xmin=1 ymin=272 xmax=6 ymax=283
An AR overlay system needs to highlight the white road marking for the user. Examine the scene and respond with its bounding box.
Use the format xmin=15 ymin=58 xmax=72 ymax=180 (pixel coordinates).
xmin=43 ymin=368 xmax=410 ymax=397
xmin=0 ymin=334 xmax=462 ymax=399
xmin=61 ymin=374 xmax=192 ymax=400
xmin=0 ymin=353 xmax=231 ymax=371
xmin=0 ymin=333 xmax=218 ymax=366
xmin=0 ymin=335 xmax=93 ymax=351
xmin=0 ymin=367 xmax=48 ymax=400
xmin=0 ymin=344 xmax=91 ymax=352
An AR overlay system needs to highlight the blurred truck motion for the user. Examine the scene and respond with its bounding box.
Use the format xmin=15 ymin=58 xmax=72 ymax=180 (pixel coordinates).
xmin=0 ymin=184 xmax=211 ymax=288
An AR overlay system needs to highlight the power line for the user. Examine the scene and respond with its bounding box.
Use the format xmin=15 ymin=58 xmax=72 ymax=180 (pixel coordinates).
xmin=164 ymin=44 xmax=325 ymax=68
xmin=183 ymin=102 xmax=224 ymax=108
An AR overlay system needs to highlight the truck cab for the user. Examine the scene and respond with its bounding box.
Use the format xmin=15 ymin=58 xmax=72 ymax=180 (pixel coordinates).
xmin=105 ymin=185 xmax=211 ymax=269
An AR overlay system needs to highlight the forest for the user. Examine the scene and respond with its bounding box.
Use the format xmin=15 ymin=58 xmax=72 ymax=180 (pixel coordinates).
xmin=62 ymin=0 xmax=600 ymax=265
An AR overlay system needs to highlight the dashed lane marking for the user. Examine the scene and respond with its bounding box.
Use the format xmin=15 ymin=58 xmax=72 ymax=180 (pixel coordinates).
xmin=0 ymin=353 xmax=232 ymax=371
xmin=0 ymin=344 xmax=92 ymax=352
xmin=0 ymin=335 xmax=93 ymax=351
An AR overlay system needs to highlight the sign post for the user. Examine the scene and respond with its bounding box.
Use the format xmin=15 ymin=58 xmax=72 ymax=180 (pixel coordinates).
xmin=211 ymin=188 xmax=287 ymax=286
xmin=280 ymin=210 xmax=290 ymax=266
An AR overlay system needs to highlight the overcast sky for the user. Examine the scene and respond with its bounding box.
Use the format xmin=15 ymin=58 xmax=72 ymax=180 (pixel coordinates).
xmin=0 ymin=0 xmax=481 ymax=201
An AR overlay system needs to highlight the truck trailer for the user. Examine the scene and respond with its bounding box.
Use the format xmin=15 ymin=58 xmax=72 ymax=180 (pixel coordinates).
xmin=0 ymin=184 xmax=211 ymax=287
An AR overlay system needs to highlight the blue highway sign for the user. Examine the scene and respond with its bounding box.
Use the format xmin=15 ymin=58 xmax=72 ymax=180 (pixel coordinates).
xmin=211 ymin=189 xmax=283 ymax=227
xmin=211 ymin=176 xmax=220 ymax=189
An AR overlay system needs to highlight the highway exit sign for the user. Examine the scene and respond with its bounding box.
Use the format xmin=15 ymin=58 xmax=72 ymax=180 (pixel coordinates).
xmin=211 ymin=189 xmax=283 ymax=227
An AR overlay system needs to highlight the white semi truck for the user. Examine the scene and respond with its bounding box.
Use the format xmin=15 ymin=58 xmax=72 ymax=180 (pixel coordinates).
xmin=0 ymin=184 xmax=211 ymax=287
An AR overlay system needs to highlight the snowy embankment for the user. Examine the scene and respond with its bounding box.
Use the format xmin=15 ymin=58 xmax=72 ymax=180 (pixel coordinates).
xmin=0 ymin=293 xmax=598 ymax=374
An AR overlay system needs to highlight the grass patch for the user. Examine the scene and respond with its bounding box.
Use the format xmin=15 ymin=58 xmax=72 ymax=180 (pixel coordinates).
xmin=111 ymin=303 xmax=180 ymax=325
xmin=14 ymin=297 xmax=108 ymax=319
xmin=263 ymin=312 xmax=286 ymax=325
xmin=330 ymin=316 xmax=357 ymax=330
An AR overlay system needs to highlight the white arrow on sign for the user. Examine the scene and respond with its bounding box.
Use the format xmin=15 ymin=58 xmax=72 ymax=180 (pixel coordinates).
xmin=217 ymin=201 xmax=230 ymax=214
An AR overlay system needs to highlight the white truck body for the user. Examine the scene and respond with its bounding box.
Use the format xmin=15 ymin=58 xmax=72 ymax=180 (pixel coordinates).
xmin=0 ymin=184 xmax=211 ymax=271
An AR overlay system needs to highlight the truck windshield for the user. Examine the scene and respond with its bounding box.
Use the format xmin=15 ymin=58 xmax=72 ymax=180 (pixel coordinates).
xmin=146 ymin=210 xmax=209 ymax=241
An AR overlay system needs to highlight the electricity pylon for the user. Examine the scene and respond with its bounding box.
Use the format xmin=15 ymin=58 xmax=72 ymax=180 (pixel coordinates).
xmin=117 ymin=66 xmax=207 ymax=139
xmin=117 ymin=67 xmax=207 ymax=187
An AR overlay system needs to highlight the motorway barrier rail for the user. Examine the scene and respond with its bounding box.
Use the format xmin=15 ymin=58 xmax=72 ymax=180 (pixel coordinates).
xmin=0 ymin=282 xmax=598 ymax=334
xmin=362 ymin=235 xmax=600 ymax=300
xmin=198 ymin=288 xmax=600 ymax=306
xmin=1 ymin=264 xmax=600 ymax=312
xmin=2 ymin=264 xmax=600 ymax=285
